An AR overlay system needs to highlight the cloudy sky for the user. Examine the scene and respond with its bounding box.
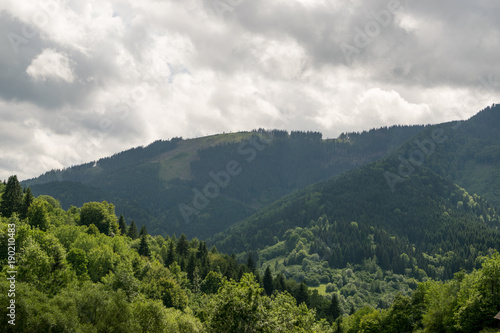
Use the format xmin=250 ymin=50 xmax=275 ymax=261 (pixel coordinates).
xmin=0 ymin=0 xmax=499 ymax=180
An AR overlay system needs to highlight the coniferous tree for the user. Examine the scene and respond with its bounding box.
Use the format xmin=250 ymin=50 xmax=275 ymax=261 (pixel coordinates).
xmin=118 ymin=214 xmax=127 ymax=235
xmin=127 ymin=220 xmax=139 ymax=239
xmin=139 ymin=225 xmax=147 ymax=236
xmin=166 ymin=241 xmax=175 ymax=267
xmin=247 ymin=253 xmax=255 ymax=273
xmin=263 ymin=266 xmax=274 ymax=296
xmin=329 ymin=293 xmax=341 ymax=322
xmin=20 ymin=187 xmax=34 ymax=220
xmin=138 ymin=234 xmax=151 ymax=258
xmin=296 ymin=282 xmax=309 ymax=306
xmin=197 ymin=241 xmax=208 ymax=259
xmin=187 ymin=253 xmax=197 ymax=285
xmin=176 ymin=234 xmax=189 ymax=257
xmin=0 ymin=175 xmax=23 ymax=218
xmin=275 ymin=273 xmax=287 ymax=292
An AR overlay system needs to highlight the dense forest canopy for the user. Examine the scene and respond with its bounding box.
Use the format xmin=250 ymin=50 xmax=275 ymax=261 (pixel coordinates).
xmin=2 ymin=170 xmax=500 ymax=332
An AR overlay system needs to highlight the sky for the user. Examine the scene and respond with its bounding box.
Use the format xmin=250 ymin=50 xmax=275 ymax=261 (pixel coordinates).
xmin=0 ymin=0 xmax=499 ymax=181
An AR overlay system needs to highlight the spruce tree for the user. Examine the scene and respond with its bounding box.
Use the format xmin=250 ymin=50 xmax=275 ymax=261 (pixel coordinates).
xmin=296 ymin=282 xmax=309 ymax=306
xmin=275 ymin=273 xmax=287 ymax=292
xmin=118 ymin=214 xmax=127 ymax=235
xmin=127 ymin=220 xmax=139 ymax=239
xmin=247 ymin=253 xmax=255 ymax=273
xmin=138 ymin=234 xmax=151 ymax=258
xmin=0 ymin=175 xmax=23 ymax=218
xmin=176 ymin=233 xmax=189 ymax=257
xmin=263 ymin=266 xmax=274 ymax=296
xmin=197 ymin=241 xmax=208 ymax=259
xmin=187 ymin=253 xmax=197 ymax=285
xmin=166 ymin=241 xmax=175 ymax=267
xmin=329 ymin=293 xmax=341 ymax=322
xmin=20 ymin=187 xmax=34 ymax=220
xmin=139 ymin=225 xmax=147 ymax=236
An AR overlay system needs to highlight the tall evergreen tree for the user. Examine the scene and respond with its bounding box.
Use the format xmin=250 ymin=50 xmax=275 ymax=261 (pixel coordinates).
xmin=138 ymin=234 xmax=151 ymax=258
xmin=0 ymin=175 xmax=23 ymax=218
xmin=20 ymin=187 xmax=34 ymax=220
xmin=296 ymin=282 xmax=309 ymax=306
xmin=187 ymin=253 xmax=197 ymax=285
xmin=127 ymin=220 xmax=139 ymax=239
xmin=139 ymin=225 xmax=147 ymax=236
xmin=166 ymin=241 xmax=176 ymax=267
xmin=263 ymin=266 xmax=274 ymax=296
xmin=197 ymin=241 xmax=208 ymax=259
xmin=275 ymin=273 xmax=287 ymax=292
xmin=176 ymin=234 xmax=189 ymax=257
xmin=118 ymin=214 xmax=127 ymax=235
xmin=329 ymin=293 xmax=341 ymax=322
xmin=247 ymin=253 xmax=255 ymax=273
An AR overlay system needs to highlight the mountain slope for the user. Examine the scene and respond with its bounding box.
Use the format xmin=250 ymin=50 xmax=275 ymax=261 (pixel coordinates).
xmin=392 ymin=104 xmax=500 ymax=208
xmin=209 ymin=149 xmax=500 ymax=283
xmin=23 ymin=126 xmax=425 ymax=238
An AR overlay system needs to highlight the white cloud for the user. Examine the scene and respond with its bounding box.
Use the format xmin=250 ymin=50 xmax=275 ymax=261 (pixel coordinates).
xmin=26 ymin=49 xmax=75 ymax=82
xmin=0 ymin=0 xmax=499 ymax=180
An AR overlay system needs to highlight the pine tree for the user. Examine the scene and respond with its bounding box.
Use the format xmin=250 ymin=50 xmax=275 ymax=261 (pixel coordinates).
xmin=138 ymin=234 xmax=151 ymax=258
xmin=118 ymin=214 xmax=127 ymax=235
xmin=296 ymin=282 xmax=309 ymax=306
xmin=197 ymin=241 xmax=208 ymax=259
xmin=263 ymin=266 xmax=274 ymax=296
xmin=247 ymin=253 xmax=255 ymax=273
xmin=187 ymin=253 xmax=197 ymax=285
xmin=0 ymin=175 xmax=23 ymax=218
xmin=192 ymin=266 xmax=201 ymax=294
xmin=176 ymin=234 xmax=189 ymax=257
xmin=329 ymin=293 xmax=341 ymax=322
xmin=165 ymin=241 xmax=175 ymax=267
xmin=275 ymin=273 xmax=287 ymax=292
xmin=139 ymin=225 xmax=147 ymax=236
xmin=20 ymin=187 xmax=34 ymax=220
xmin=127 ymin=221 xmax=139 ymax=239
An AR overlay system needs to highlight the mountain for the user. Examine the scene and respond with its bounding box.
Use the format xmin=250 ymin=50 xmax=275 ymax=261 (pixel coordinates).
xmin=209 ymin=107 xmax=500 ymax=283
xmin=392 ymin=103 xmax=500 ymax=209
xmin=22 ymin=126 xmax=425 ymax=238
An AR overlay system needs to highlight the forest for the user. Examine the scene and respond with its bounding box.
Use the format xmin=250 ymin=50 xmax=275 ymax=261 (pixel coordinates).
xmin=1 ymin=175 xmax=500 ymax=332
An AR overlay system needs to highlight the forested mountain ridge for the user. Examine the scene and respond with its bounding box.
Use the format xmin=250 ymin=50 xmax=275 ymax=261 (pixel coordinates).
xmin=392 ymin=104 xmax=500 ymax=209
xmin=22 ymin=125 xmax=425 ymax=238
xmin=210 ymin=153 xmax=500 ymax=271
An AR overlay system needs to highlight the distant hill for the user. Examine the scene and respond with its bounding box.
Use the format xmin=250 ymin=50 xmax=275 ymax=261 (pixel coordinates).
xmin=22 ymin=125 xmax=425 ymax=238
xmin=209 ymin=105 xmax=500 ymax=283
xmin=392 ymin=104 xmax=500 ymax=208
xmin=209 ymin=145 xmax=500 ymax=281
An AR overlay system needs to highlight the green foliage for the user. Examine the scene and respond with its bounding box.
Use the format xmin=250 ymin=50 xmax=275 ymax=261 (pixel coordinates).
xmin=138 ymin=234 xmax=151 ymax=258
xmin=263 ymin=266 xmax=274 ymax=296
xmin=79 ymin=201 xmax=119 ymax=235
xmin=118 ymin=214 xmax=127 ymax=235
xmin=66 ymin=247 xmax=89 ymax=277
xmin=205 ymin=273 xmax=323 ymax=333
xmin=20 ymin=187 xmax=34 ymax=220
xmin=127 ymin=220 xmax=139 ymax=239
xmin=0 ymin=175 xmax=23 ymax=218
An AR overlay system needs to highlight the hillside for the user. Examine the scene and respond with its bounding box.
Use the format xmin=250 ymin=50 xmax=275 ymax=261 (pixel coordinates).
xmin=394 ymin=104 xmax=500 ymax=208
xmin=23 ymin=126 xmax=425 ymax=238
xmin=209 ymin=147 xmax=500 ymax=287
